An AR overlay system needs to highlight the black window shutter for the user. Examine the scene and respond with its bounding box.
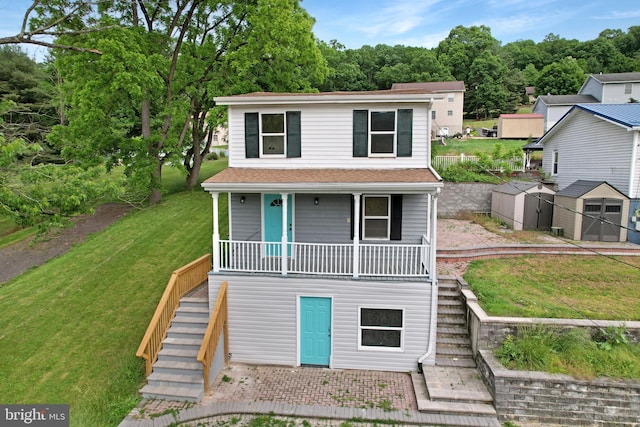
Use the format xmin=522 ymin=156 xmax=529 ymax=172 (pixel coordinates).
xmin=286 ymin=111 xmax=301 ymax=158
xmin=390 ymin=195 xmax=403 ymax=240
xmin=397 ymin=109 xmax=413 ymax=157
xmin=245 ymin=112 xmax=259 ymax=158
xmin=353 ymin=110 xmax=368 ymax=157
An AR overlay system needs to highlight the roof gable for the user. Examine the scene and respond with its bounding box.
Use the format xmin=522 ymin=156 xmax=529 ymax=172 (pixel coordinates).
xmin=536 ymin=95 xmax=599 ymax=106
xmin=587 ymin=72 xmax=640 ymax=84
xmin=556 ymin=180 xmax=628 ymax=199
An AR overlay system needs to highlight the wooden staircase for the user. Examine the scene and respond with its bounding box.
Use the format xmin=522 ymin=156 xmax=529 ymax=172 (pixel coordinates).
xmin=140 ymin=297 xmax=209 ymax=402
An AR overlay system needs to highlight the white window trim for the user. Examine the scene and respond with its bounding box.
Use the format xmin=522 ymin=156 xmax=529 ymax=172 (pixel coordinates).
xmin=362 ymin=195 xmax=391 ymax=240
xmin=552 ymin=150 xmax=559 ymax=176
xmin=260 ymin=113 xmax=286 ymax=157
xmin=368 ymin=110 xmax=396 ymax=157
xmin=357 ymin=306 xmax=405 ymax=352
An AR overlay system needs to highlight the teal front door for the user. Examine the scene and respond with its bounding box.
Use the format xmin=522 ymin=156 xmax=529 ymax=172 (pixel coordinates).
xmin=263 ymin=194 xmax=292 ymax=256
xmin=300 ymin=296 xmax=331 ymax=366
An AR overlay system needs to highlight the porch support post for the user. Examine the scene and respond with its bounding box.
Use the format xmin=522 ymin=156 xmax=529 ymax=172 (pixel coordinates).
xmin=430 ymin=189 xmax=440 ymax=280
xmin=212 ymin=192 xmax=220 ymax=273
xmin=280 ymin=192 xmax=289 ymax=276
xmin=353 ymin=193 xmax=361 ymax=279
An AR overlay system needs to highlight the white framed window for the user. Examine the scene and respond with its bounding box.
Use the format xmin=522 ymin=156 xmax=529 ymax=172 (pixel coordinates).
xmin=431 ymin=110 xmax=436 ymax=120
xmin=447 ymin=110 xmax=453 ymax=116
xmin=261 ymin=113 xmax=285 ymax=156
xmin=369 ymin=110 xmax=396 ymax=156
xmin=358 ymin=307 xmax=404 ymax=351
xmin=363 ymin=195 xmax=390 ymax=240
xmin=447 ymin=93 xmax=454 ymax=102
xmin=552 ymin=150 xmax=559 ymax=175
xmin=625 ymin=83 xmax=632 ymax=94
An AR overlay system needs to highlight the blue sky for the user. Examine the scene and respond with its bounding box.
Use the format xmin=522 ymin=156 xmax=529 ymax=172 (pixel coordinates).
xmin=2 ymin=0 xmax=639 ymax=62
xmin=302 ymin=0 xmax=640 ymax=48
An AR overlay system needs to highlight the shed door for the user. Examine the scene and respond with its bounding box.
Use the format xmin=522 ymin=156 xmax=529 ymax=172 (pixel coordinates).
xmin=581 ymin=198 xmax=622 ymax=242
xmin=523 ymin=193 xmax=553 ymax=230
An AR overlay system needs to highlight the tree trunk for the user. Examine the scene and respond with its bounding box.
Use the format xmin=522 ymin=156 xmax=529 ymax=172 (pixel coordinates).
xmin=142 ymin=98 xmax=163 ymax=205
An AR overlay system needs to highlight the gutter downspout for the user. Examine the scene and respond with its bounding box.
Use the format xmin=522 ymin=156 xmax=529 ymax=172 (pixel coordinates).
xmin=418 ymin=187 xmax=440 ymax=373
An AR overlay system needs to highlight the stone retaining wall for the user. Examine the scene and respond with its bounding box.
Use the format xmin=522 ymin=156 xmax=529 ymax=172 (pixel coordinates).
xmin=477 ymin=350 xmax=640 ymax=426
xmin=452 ymin=277 xmax=640 ymax=426
xmin=438 ymin=183 xmax=495 ymax=217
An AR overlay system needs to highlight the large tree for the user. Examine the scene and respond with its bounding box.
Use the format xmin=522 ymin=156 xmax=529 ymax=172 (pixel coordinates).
xmin=535 ymin=57 xmax=586 ymax=96
xmin=49 ymin=0 xmax=327 ymax=203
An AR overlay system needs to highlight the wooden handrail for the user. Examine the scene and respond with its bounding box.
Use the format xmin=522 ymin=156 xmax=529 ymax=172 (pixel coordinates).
xmin=197 ymin=281 xmax=229 ymax=393
xmin=136 ymin=254 xmax=211 ymax=377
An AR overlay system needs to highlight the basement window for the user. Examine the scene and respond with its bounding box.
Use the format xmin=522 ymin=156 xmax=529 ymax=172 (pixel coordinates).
xmin=358 ymin=307 xmax=404 ymax=351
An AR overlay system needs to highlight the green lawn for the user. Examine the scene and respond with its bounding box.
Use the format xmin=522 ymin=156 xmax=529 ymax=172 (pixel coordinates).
xmin=0 ymin=159 xmax=228 ymax=426
xmin=432 ymin=138 xmax=527 ymax=157
xmin=464 ymin=255 xmax=640 ymax=320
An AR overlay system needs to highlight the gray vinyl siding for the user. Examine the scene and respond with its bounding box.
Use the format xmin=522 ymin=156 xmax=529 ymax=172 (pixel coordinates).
xmin=230 ymin=193 xmax=261 ymax=241
xmin=230 ymin=193 xmax=429 ymax=244
xmin=543 ymin=109 xmax=634 ymax=195
xmin=208 ymin=274 xmax=434 ymax=372
xmin=295 ymin=194 xmax=351 ymax=243
xmin=579 ymin=78 xmax=603 ymax=101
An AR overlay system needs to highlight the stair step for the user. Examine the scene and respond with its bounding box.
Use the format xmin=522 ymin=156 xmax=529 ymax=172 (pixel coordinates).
xmin=437 ymin=346 xmax=474 ymax=357
xmin=437 ymin=326 xmax=468 ymax=336
xmin=180 ymin=297 xmax=208 ymax=308
xmin=438 ymin=307 xmax=465 ymax=315
xmin=171 ymin=315 xmax=208 ymax=328
xmin=438 ymin=298 xmax=463 ymax=306
xmin=436 ymin=357 xmax=477 ymax=368
xmin=162 ymin=337 xmax=203 ymax=351
xmin=417 ymin=399 xmax=498 ymax=419
xmin=153 ymin=360 xmax=203 ymax=376
xmin=147 ymin=372 xmax=204 ymax=389
xmin=167 ymin=326 xmax=207 ymax=339
xmin=438 ymin=337 xmax=472 ymax=346
xmin=437 ymin=316 xmax=466 ymax=325
xmin=176 ymin=305 xmax=210 ymax=318
xmin=438 ymin=290 xmax=460 ymax=298
xmin=140 ymin=384 xmax=203 ymax=402
xmin=158 ymin=347 xmax=199 ymax=362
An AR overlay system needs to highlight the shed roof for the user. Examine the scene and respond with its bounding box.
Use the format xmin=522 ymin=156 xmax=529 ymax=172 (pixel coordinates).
xmin=391 ymin=81 xmax=466 ymax=92
xmin=499 ymin=114 xmax=543 ymax=119
xmin=556 ymin=180 xmax=627 ymax=199
xmin=493 ymin=180 xmax=551 ymax=195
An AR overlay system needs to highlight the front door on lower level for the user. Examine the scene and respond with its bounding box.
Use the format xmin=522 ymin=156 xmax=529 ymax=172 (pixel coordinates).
xmin=300 ymin=296 xmax=332 ymax=366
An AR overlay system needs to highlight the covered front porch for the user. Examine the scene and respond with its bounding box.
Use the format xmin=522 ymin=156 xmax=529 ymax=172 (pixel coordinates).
xmin=202 ymin=168 xmax=443 ymax=280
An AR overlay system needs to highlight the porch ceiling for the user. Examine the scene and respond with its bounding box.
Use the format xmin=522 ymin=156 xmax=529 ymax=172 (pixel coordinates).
xmin=202 ymin=167 xmax=443 ymax=194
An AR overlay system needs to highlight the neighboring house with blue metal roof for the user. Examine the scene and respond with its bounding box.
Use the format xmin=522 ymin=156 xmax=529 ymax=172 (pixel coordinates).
xmin=538 ymin=103 xmax=640 ymax=244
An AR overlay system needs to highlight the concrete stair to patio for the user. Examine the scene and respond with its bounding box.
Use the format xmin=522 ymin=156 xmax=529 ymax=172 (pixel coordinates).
xmin=139 ymin=297 xmax=209 ymax=402
xmin=436 ymin=278 xmax=476 ymax=368
xmin=410 ymin=277 xmax=499 ymax=426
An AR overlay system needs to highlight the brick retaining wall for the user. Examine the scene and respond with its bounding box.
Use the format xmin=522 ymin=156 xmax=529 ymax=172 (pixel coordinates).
xmin=478 ymin=350 xmax=640 ymax=426
xmin=439 ymin=183 xmax=495 ymax=217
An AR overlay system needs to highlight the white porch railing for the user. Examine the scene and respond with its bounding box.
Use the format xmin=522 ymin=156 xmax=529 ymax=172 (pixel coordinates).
xmin=218 ymin=239 xmax=430 ymax=278
xmin=433 ymin=153 xmax=525 ymax=172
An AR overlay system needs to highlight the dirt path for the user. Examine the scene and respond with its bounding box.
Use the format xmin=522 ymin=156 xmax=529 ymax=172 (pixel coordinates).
xmin=0 ymin=203 xmax=132 ymax=284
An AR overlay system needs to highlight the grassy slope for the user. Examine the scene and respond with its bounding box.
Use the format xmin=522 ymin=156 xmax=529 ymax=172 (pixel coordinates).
xmin=0 ymin=159 xmax=228 ymax=426
xmin=464 ymin=255 xmax=640 ymax=320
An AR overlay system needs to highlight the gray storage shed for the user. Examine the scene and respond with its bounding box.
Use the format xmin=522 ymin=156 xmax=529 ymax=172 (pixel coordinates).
xmin=553 ymin=180 xmax=629 ymax=242
xmin=491 ymin=181 xmax=555 ymax=231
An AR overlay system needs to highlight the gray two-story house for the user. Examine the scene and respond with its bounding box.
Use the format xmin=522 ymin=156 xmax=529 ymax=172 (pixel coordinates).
xmin=201 ymin=89 xmax=444 ymax=372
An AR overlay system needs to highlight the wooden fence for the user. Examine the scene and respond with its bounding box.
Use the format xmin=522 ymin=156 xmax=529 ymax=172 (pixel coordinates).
xmin=433 ymin=153 xmax=525 ymax=172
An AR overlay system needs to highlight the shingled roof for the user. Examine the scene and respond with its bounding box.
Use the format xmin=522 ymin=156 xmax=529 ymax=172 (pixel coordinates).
xmin=391 ymin=81 xmax=465 ymax=92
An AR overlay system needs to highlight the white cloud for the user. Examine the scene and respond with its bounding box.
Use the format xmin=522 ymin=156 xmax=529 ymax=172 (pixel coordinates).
xmin=347 ymin=0 xmax=441 ymax=38
xmin=594 ymin=9 xmax=640 ymax=19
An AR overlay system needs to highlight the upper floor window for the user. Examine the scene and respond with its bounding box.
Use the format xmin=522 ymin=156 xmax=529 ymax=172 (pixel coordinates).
xmin=447 ymin=110 xmax=453 ymax=116
xmin=244 ymin=111 xmax=301 ymax=159
xmin=447 ymin=93 xmax=454 ymax=102
xmin=353 ymin=109 xmax=413 ymax=158
xmin=370 ymin=111 xmax=396 ymax=156
xmin=553 ymin=150 xmax=559 ymax=175
xmin=625 ymin=83 xmax=632 ymax=94
xmin=261 ymin=113 xmax=285 ymax=155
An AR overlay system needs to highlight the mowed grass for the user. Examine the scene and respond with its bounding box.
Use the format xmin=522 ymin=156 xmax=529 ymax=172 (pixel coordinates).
xmin=432 ymin=138 xmax=526 ymax=157
xmin=0 ymin=159 xmax=228 ymax=426
xmin=464 ymin=255 xmax=640 ymax=320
